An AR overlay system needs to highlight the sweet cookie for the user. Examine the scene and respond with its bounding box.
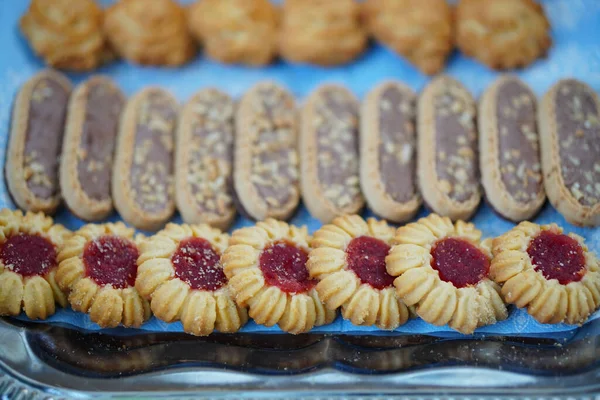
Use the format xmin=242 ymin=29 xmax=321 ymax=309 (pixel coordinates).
xmin=113 ymin=88 xmax=178 ymax=231
xmin=300 ymin=85 xmax=364 ymax=223
xmin=538 ymin=79 xmax=600 ymax=226
xmin=491 ymin=222 xmax=600 ymax=324
xmin=60 ymin=76 xmax=125 ymax=222
xmin=362 ymin=0 xmax=453 ymax=75
xmin=455 ymin=0 xmax=552 ymax=70
xmin=6 ymin=70 xmax=71 ymax=214
xmin=104 ymin=0 xmax=196 ymax=66
xmin=0 ymin=209 xmax=70 ymax=319
xmin=479 ymin=76 xmax=545 ymax=222
xmin=234 ymin=82 xmax=300 ymax=221
xmin=360 ymin=81 xmax=420 ymax=223
xmin=187 ymin=0 xmax=279 ymax=66
xmin=222 ymin=219 xmax=336 ymax=334
xmin=176 ymin=89 xmax=235 ymax=230
xmin=279 ymin=0 xmax=367 ymax=66
xmin=386 ymin=214 xmax=507 ymax=334
xmin=308 ymin=215 xmax=410 ymax=330
xmin=417 ymin=76 xmax=481 ymax=221
xmin=56 ymin=222 xmax=150 ymax=328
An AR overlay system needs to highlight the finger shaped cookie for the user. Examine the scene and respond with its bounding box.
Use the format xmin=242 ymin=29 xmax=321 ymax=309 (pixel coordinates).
xmin=361 ymin=81 xmax=420 ymax=223
xmin=418 ymin=76 xmax=481 ymax=221
xmin=491 ymin=222 xmax=600 ymax=325
xmin=479 ymin=76 xmax=545 ymax=222
xmin=113 ymin=88 xmax=178 ymax=231
xmin=386 ymin=214 xmax=507 ymax=334
xmin=6 ymin=70 xmax=71 ymax=214
xmin=176 ymin=89 xmax=235 ymax=230
xmin=60 ymin=77 xmax=125 ymax=222
xmin=0 ymin=209 xmax=70 ymax=319
xmin=222 ymin=219 xmax=336 ymax=334
xmin=538 ymin=79 xmax=600 ymax=226
xmin=234 ymin=82 xmax=300 ymax=221
xmin=301 ymin=85 xmax=364 ymax=223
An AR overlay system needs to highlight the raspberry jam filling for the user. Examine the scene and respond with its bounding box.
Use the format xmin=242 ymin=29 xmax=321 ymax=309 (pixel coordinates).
xmin=171 ymin=237 xmax=226 ymax=291
xmin=259 ymin=240 xmax=315 ymax=294
xmin=527 ymin=230 xmax=586 ymax=284
xmin=430 ymin=237 xmax=490 ymax=288
xmin=0 ymin=233 xmax=56 ymax=277
xmin=345 ymin=236 xmax=394 ymax=290
xmin=83 ymin=235 xmax=139 ymax=289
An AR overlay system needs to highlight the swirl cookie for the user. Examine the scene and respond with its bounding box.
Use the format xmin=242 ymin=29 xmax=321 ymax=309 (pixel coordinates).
xmin=386 ymin=214 xmax=507 ymax=334
xmin=6 ymin=70 xmax=71 ymax=214
xmin=222 ymin=219 xmax=336 ymax=334
xmin=491 ymin=222 xmax=600 ymax=324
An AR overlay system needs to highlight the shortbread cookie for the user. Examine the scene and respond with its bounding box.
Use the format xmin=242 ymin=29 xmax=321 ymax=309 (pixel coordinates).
xmin=300 ymin=85 xmax=364 ymax=223
xmin=308 ymin=215 xmax=410 ymax=330
xmin=176 ymin=89 xmax=235 ymax=230
xmin=222 ymin=219 xmax=336 ymax=334
xmin=386 ymin=214 xmax=507 ymax=334
xmin=234 ymin=82 xmax=300 ymax=221
xmin=136 ymin=223 xmax=247 ymax=336
xmin=56 ymin=222 xmax=150 ymax=328
xmin=417 ymin=76 xmax=481 ymax=221
xmin=479 ymin=76 xmax=545 ymax=222
xmin=538 ymin=79 xmax=600 ymax=226
xmin=361 ymin=81 xmax=420 ymax=223
xmin=0 ymin=209 xmax=70 ymax=319
xmin=6 ymin=70 xmax=71 ymax=214
xmin=113 ymin=88 xmax=178 ymax=231
xmin=60 ymin=76 xmax=125 ymax=221
xmin=491 ymin=222 xmax=600 ymax=324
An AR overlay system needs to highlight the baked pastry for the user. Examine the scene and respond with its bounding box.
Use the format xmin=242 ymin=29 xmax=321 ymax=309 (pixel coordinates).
xmin=222 ymin=219 xmax=336 ymax=334
xmin=104 ymin=0 xmax=196 ymax=66
xmin=308 ymin=215 xmax=411 ymax=330
xmin=0 ymin=209 xmax=70 ymax=319
xmin=362 ymin=0 xmax=453 ymax=75
xmin=279 ymin=0 xmax=367 ymax=66
xmin=20 ymin=0 xmax=113 ymax=70
xmin=136 ymin=223 xmax=247 ymax=336
xmin=491 ymin=222 xmax=600 ymax=325
xmin=386 ymin=213 xmax=507 ymax=334
xmin=455 ymin=0 xmax=552 ymax=70
xmin=187 ymin=0 xmax=279 ymax=66
xmin=56 ymin=222 xmax=150 ymax=328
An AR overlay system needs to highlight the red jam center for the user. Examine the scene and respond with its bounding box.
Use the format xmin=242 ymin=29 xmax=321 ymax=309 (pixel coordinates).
xmin=171 ymin=237 xmax=226 ymax=291
xmin=527 ymin=230 xmax=586 ymax=284
xmin=259 ymin=240 xmax=315 ymax=294
xmin=83 ymin=235 xmax=139 ymax=289
xmin=430 ymin=237 xmax=490 ymax=288
xmin=345 ymin=236 xmax=394 ymax=290
xmin=0 ymin=233 xmax=56 ymax=277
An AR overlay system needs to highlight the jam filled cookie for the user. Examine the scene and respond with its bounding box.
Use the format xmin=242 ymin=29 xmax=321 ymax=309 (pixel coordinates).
xmin=222 ymin=219 xmax=336 ymax=334
xmin=386 ymin=214 xmax=507 ymax=334
xmin=56 ymin=222 xmax=150 ymax=328
xmin=6 ymin=70 xmax=71 ymax=214
xmin=60 ymin=76 xmax=125 ymax=221
xmin=308 ymin=215 xmax=410 ymax=330
xmin=0 ymin=209 xmax=70 ymax=319
xmin=491 ymin=222 xmax=600 ymax=325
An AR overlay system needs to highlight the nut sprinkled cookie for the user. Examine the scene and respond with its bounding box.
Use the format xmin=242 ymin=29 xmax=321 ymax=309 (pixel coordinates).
xmin=60 ymin=76 xmax=125 ymax=221
xmin=6 ymin=70 xmax=71 ymax=214
xmin=234 ymin=82 xmax=300 ymax=221
xmin=301 ymin=85 xmax=364 ymax=223
xmin=417 ymin=76 xmax=481 ymax=221
xmin=113 ymin=88 xmax=178 ymax=231
xmin=538 ymin=79 xmax=600 ymax=226
xmin=479 ymin=76 xmax=545 ymax=222
xmin=361 ymin=81 xmax=420 ymax=223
